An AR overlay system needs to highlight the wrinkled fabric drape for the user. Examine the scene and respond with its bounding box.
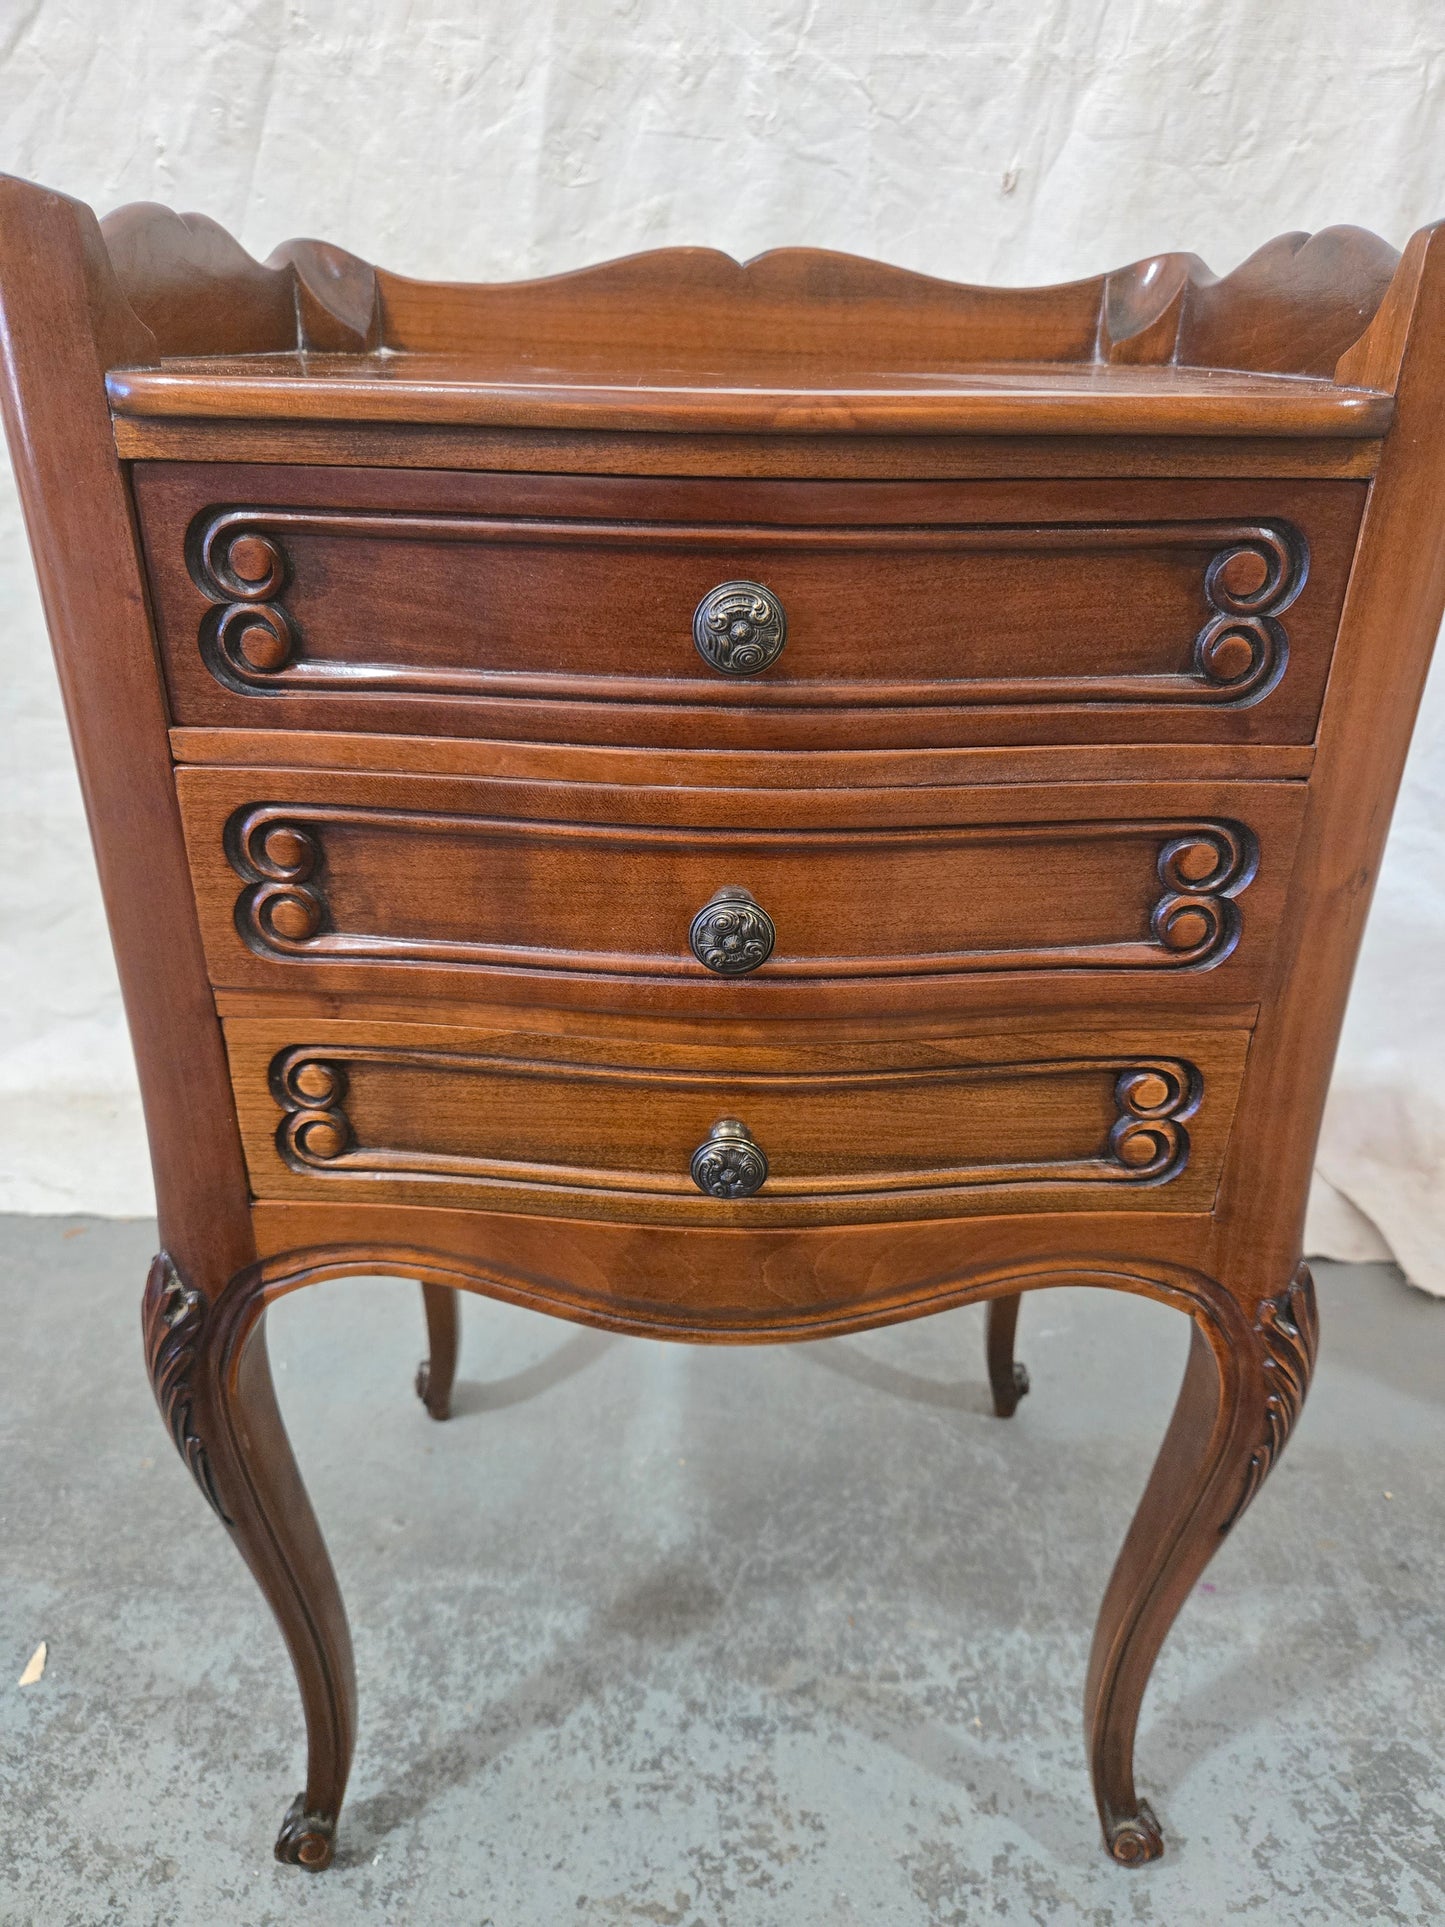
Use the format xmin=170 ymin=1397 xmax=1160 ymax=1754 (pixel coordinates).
xmin=1305 ymin=634 xmax=1445 ymax=1288
xmin=1 ymin=1 xmax=1443 ymax=1283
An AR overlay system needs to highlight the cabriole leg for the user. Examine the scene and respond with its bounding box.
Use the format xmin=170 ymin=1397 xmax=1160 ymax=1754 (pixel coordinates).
xmin=1084 ymin=1267 xmax=1318 ymax=1864
xmin=415 ymin=1280 xmax=460 ymax=1421
xmin=986 ymin=1291 xmax=1030 ymax=1417
xmin=143 ymin=1253 xmax=356 ymax=1871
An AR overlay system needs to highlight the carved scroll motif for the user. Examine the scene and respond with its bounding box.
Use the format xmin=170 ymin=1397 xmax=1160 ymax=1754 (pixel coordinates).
xmin=272 ymin=1056 xmax=352 ymax=1166
xmin=1224 ymin=1264 xmax=1320 ymax=1530
xmin=194 ymin=522 xmax=299 ymax=684
xmin=1106 ymin=1804 xmax=1165 ymax=1868
xmin=1193 ymin=527 xmax=1301 ymax=702
xmin=189 ymin=505 xmax=1307 ymax=709
xmin=227 ymin=813 xmax=326 ymax=953
xmin=1149 ymin=824 xmax=1253 ymax=965
xmin=1108 ymin=1063 xmax=1195 ymax=1178
xmin=274 ymin=1793 xmax=336 ymax=1870
xmin=142 ymin=1252 xmax=231 ymax=1525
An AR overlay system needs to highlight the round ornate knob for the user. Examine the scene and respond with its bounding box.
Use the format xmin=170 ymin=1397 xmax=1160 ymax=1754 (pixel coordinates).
xmin=689 ymin=886 xmax=776 ymax=975
xmin=690 ymin=1118 xmax=769 ymax=1198
xmin=692 ymin=580 xmax=787 ymax=675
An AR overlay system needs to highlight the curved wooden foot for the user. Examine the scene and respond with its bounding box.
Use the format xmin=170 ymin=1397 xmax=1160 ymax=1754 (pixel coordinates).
xmin=985 ymin=1292 xmax=1030 ymax=1417
xmin=275 ymin=1793 xmax=338 ymax=1869
xmin=416 ymin=1280 xmax=460 ymax=1421
xmin=143 ymin=1253 xmax=356 ymax=1872
xmin=1085 ymin=1266 xmax=1318 ymax=1864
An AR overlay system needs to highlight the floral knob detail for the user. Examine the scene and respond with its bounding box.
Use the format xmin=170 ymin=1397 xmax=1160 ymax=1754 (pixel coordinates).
xmin=692 ymin=580 xmax=787 ymax=675
xmin=689 ymin=886 xmax=776 ymax=975
xmin=690 ymin=1119 xmax=769 ymax=1198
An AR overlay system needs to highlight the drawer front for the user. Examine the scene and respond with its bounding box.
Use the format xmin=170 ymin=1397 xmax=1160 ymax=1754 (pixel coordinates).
xmin=136 ymin=465 xmax=1364 ymax=750
xmin=225 ymin=1019 xmax=1252 ymax=1227
xmin=177 ymin=768 xmax=1306 ymax=1019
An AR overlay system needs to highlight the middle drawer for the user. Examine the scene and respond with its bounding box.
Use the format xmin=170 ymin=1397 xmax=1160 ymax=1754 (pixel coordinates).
xmin=177 ymin=766 xmax=1305 ymax=1021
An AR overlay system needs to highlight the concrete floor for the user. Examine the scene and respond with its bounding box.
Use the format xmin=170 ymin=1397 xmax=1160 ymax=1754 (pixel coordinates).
xmin=1 ymin=1218 xmax=1443 ymax=1925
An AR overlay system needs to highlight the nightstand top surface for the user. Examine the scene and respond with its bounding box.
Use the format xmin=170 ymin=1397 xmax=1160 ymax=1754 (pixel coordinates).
xmin=106 ymin=349 xmax=1392 ymax=437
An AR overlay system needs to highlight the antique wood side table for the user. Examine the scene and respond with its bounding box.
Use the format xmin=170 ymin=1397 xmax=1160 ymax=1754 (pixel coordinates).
xmin=2 ymin=175 xmax=1441 ymax=1870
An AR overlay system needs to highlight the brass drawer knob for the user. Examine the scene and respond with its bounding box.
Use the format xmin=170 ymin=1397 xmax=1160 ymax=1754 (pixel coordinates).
xmin=689 ymin=886 xmax=776 ymax=974
xmin=692 ymin=579 xmax=787 ymax=675
xmin=690 ymin=1118 xmax=769 ymax=1198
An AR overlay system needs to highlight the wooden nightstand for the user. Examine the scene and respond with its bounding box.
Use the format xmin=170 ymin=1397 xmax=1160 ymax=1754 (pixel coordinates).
xmin=2 ymin=176 xmax=1440 ymax=1870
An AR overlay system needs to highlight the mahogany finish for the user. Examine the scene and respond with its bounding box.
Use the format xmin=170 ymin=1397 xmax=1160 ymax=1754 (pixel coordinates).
xmin=2 ymin=175 xmax=1441 ymax=1875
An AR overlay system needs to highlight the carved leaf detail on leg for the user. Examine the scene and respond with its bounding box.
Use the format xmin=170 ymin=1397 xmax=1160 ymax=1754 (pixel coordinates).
xmin=1224 ymin=1263 xmax=1319 ymax=1531
xmin=142 ymin=1252 xmax=232 ymax=1525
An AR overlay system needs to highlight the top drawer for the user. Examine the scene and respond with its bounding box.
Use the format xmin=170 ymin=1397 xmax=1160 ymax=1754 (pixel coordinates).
xmin=133 ymin=465 xmax=1364 ymax=752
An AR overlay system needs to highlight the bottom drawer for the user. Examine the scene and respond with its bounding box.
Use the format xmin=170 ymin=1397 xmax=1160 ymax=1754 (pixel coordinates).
xmin=226 ymin=1018 xmax=1250 ymax=1228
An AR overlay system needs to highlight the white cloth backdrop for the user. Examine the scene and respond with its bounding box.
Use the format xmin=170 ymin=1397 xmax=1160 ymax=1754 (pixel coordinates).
xmin=1 ymin=1 xmax=1443 ymax=1281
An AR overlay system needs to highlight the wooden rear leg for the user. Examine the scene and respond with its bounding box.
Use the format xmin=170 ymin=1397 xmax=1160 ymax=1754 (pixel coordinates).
xmin=144 ymin=1254 xmax=356 ymax=1871
xmin=415 ymin=1281 xmax=460 ymax=1420
xmin=986 ymin=1291 xmax=1030 ymax=1417
xmin=1085 ymin=1268 xmax=1318 ymax=1863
